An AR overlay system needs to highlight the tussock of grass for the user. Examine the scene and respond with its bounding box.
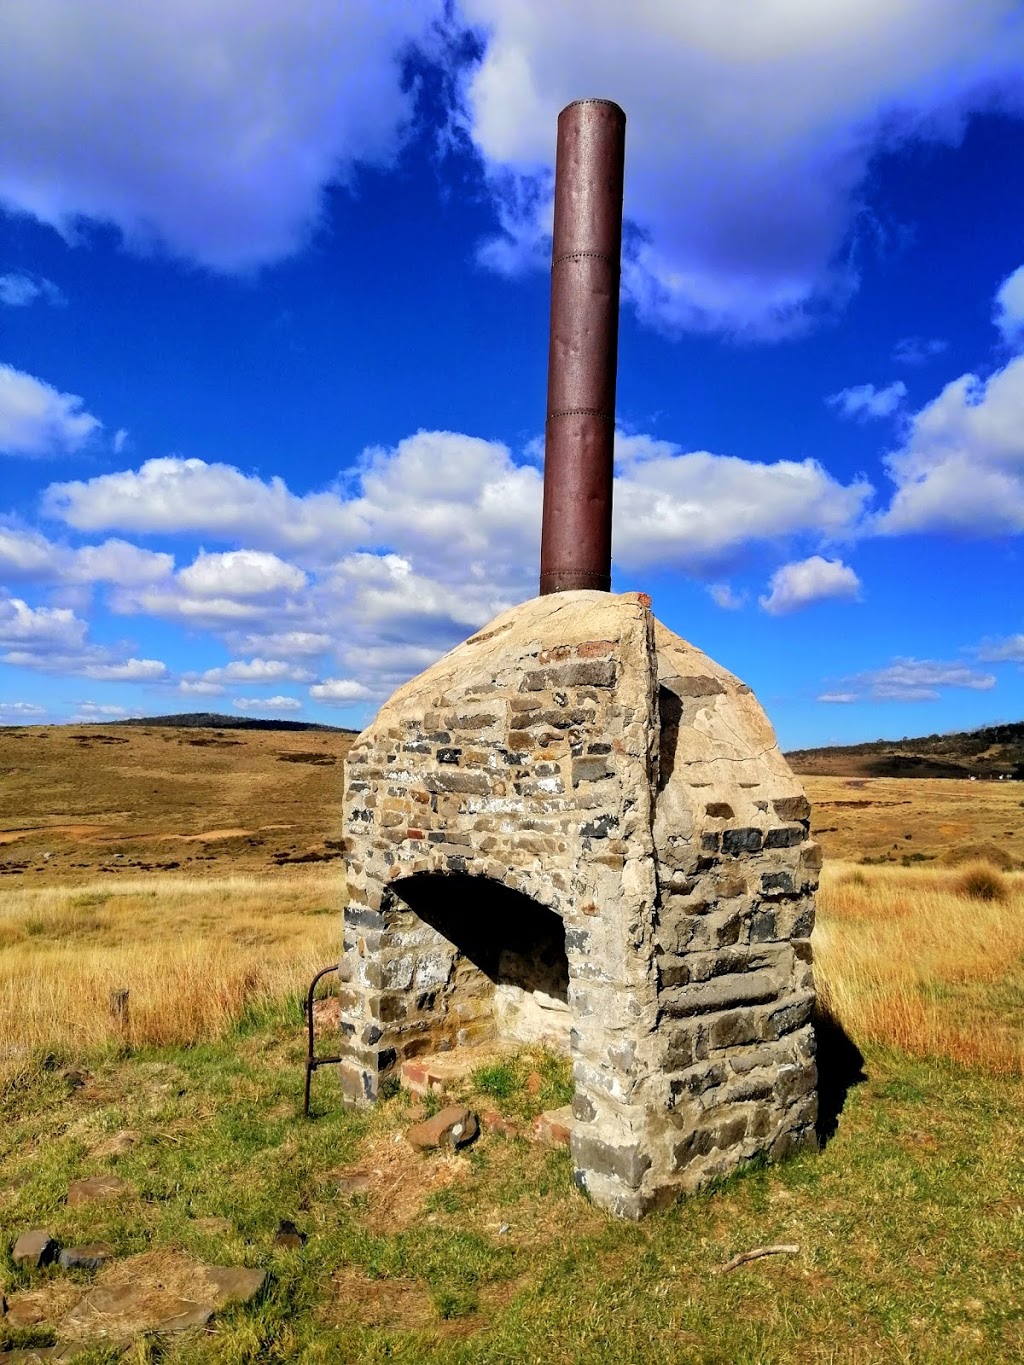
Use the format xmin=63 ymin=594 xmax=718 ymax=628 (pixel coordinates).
xmin=815 ymin=860 xmax=1024 ymax=1072
xmin=0 ymin=872 xmax=341 ymax=1073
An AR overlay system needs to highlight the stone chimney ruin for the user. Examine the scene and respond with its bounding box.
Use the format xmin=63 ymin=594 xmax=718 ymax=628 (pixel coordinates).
xmin=338 ymin=101 xmax=819 ymax=1218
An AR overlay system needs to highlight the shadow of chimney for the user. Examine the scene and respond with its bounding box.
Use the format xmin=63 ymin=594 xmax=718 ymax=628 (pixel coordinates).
xmin=812 ymin=999 xmax=867 ymax=1147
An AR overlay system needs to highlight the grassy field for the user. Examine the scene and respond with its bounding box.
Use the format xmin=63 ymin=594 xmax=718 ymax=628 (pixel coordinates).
xmin=1 ymin=725 xmax=1024 ymax=1360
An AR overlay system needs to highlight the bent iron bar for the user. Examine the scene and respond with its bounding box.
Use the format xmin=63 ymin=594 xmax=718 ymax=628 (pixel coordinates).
xmin=539 ymin=99 xmax=626 ymax=596
xmin=303 ymin=962 xmax=341 ymax=1117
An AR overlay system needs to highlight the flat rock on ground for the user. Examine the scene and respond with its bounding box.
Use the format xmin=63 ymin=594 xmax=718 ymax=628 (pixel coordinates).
xmin=532 ymin=1106 xmax=573 ymax=1147
xmin=59 ymin=1243 xmax=113 ymax=1271
xmin=12 ymin=1229 xmax=58 ymax=1268
xmin=66 ymin=1174 xmax=131 ymax=1207
xmin=203 ymin=1266 xmax=267 ymax=1306
xmin=63 ymin=1283 xmax=213 ymax=1340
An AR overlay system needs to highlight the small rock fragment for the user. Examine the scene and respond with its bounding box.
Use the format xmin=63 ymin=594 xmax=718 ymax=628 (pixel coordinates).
xmin=498 ymin=1222 xmax=511 ymax=1236
xmin=481 ymin=1110 xmax=520 ymax=1139
xmin=66 ymin=1174 xmax=130 ymax=1207
xmin=4 ymin=1295 xmax=45 ymax=1327
xmin=330 ymin=1168 xmax=372 ymax=1196
xmin=525 ymin=1072 xmax=543 ymax=1096
xmin=532 ymin=1105 xmax=573 ymax=1148
xmin=273 ymin=1220 xmax=306 ymax=1249
xmin=59 ymin=1243 xmax=113 ymax=1271
xmin=406 ymin=1105 xmax=479 ymax=1151
xmin=12 ymin=1229 xmax=58 ymax=1268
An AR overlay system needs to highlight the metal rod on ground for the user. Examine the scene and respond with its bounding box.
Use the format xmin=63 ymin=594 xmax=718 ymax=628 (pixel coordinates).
xmin=539 ymin=98 xmax=626 ymax=597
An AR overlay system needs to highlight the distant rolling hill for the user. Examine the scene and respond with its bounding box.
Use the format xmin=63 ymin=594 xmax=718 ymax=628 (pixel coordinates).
xmin=786 ymin=721 xmax=1024 ymax=780
xmin=112 ymin=711 xmax=357 ymax=735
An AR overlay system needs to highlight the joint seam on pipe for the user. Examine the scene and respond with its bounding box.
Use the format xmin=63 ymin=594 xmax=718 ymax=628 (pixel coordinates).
xmin=552 ymin=251 xmax=619 ymax=267
xmin=547 ymin=408 xmax=614 ymax=420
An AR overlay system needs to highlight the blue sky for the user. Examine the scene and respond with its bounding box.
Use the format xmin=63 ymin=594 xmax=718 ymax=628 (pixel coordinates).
xmin=1 ymin=1 xmax=1024 ymax=749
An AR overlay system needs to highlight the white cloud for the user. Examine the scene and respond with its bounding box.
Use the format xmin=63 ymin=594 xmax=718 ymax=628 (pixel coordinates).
xmin=80 ymin=658 xmax=167 ymax=681
xmin=230 ymin=630 xmax=331 ymax=658
xmin=0 ymin=272 xmax=64 ymax=307
xmin=707 ymin=583 xmax=746 ymax=610
xmin=177 ymin=549 xmax=307 ymax=598
xmin=759 ymin=555 xmax=861 ymax=614
xmin=0 ymin=363 xmax=101 ymax=456
xmin=233 ymin=695 xmax=302 ymax=712
xmin=975 ymin=634 xmax=1024 ymax=663
xmin=458 ymin=0 xmax=1024 ymax=336
xmin=892 ymin=336 xmax=948 ymax=366
xmin=194 ymin=658 xmax=313 ymax=684
xmin=0 ymin=596 xmax=86 ymax=649
xmin=827 ymin=380 xmax=907 ymax=421
xmin=994 ymin=265 xmax=1024 ymax=348
xmin=879 ymin=353 xmax=1024 ymax=534
xmin=71 ymin=702 xmax=132 ymax=721
xmin=823 ymin=657 xmax=997 ymax=703
xmin=310 ymin=678 xmax=373 ymax=704
xmin=69 ymin=539 xmax=173 ymax=586
xmin=0 ymin=700 xmax=46 ymax=717
xmin=178 ymin=680 xmax=226 ymax=697
xmin=113 ymin=428 xmax=128 ymax=455
xmin=0 ymin=2 xmax=443 ymax=271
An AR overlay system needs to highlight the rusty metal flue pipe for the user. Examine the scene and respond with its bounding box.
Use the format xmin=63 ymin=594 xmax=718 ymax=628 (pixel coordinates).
xmin=539 ymin=99 xmax=626 ymax=596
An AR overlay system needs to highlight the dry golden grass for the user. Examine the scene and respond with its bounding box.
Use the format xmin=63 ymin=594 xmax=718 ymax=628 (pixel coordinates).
xmin=814 ymin=858 xmax=1024 ymax=1073
xmin=0 ymin=869 xmax=342 ymax=1069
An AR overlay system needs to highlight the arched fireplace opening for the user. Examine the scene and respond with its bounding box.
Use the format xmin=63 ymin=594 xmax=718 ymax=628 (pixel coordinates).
xmin=382 ymin=874 xmax=570 ymax=1059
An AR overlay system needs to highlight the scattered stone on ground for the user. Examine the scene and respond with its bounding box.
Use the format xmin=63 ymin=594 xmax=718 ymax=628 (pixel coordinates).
xmin=273 ymin=1219 xmax=306 ymax=1249
xmin=63 ymin=1283 xmax=212 ymax=1340
xmin=329 ymin=1167 xmax=372 ymax=1196
xmin=91 ymin=1130 xmax=137 ymax=1158
xmin=5 ymin=1295 xmax=47 ymax=1327
xmin=59 ymin=1243 xmax=113 ymax=1272
xmin=525 ymin=1072 xmax=544 ymax=1096
xmin=66 ymin=1175 xmax=131 ymax=1207
xmin=193 ymin=1216 xmax=233 ymax=1235
xmin=482 ymin=1110 xmax=520 ymax=1139
xmin=13 ymin=1229 xmax=58 ymax=1268
xmin=202 ymin=1266 xmax=267 ymax=1307
xmin=532 ymin=1106 xmax=573 ymax=1148
xmin=407 ymin=1105 xmax=479 ymax=1151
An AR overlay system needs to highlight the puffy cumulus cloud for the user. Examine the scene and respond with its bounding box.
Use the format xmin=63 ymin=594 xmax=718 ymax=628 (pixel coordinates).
xmin=994 ymin=265 xmax=1024 ymax=348
xmin=613 ymin=449 xmax=871 ymax=573
xmin=190 ymin=658 xmax=314 ymax=685
xmin=827 ymin=380 xmax=907 ymax=421
xmin=0 ymin=272 xmax=64 ymax=307
xmin=0 ymin=1 xmax=443 ymax=271
xmin=0 ymin=363 xmax=100 ymax=456
xmin=45 ymin=456 xmax=361 ymax=549
xmin=177 ymin=550 xmax=306 ymax=598
xmin=0 ymin=524 xmax=172 ymax=587
xmin=758 ymin=555 xmax=861 ymax=615
xmin=0 ymin=596 xmax=86 ymax=650
xmin=233 ymin=695 xmax=302 ymax=712
xmin=0 ymin=700 xmax=46 ymax=717
xmin=823 ymin=657 xmax=997 ymax=703
xmin=458 ymin=0 xmax=1024 ymax=337
xmin=309 ymin=678 xmax=374 ymax=704
xmin=878 ymin=353 xmax=1024 ymax=534
xmin=178 ymin=679 xmax=225 ymax=697
xmin=68 ymin=539 xmax=173 ymax=587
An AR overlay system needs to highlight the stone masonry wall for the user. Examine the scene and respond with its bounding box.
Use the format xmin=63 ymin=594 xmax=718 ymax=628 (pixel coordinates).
xmin=340 ymin=591 xmax=818 ymax=1217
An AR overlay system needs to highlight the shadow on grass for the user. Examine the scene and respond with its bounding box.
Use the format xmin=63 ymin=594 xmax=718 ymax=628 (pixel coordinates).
xmin=812 ymin=1000 xmax=867 ymax=1146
